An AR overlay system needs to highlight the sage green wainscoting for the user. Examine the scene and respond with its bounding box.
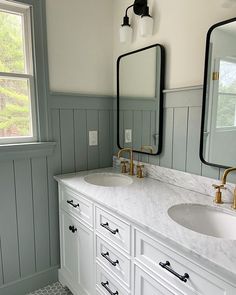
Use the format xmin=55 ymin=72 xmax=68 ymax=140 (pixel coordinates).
xmin=114 ymin=86 xmax=236 ymax=183
xmin=48 ymin=92 xmax=114 ymax=173
xmin=0 ymin=154 xmax=58 ymax=295
xmin=0 ymin=93 xmax=113 ymax=295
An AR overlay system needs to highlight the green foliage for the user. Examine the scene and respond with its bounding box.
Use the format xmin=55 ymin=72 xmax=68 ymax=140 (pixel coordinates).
xmin=216 ymin=61 xmax=236 ymax=128
xmin=216 ymin=94 xmax=236 ymax=128
xmin=0 ymin=10 xmax=31 ymax=137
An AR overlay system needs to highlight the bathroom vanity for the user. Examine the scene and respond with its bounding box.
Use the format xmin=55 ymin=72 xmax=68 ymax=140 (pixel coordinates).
xmin=55 ymin=167 xmax=236 ymax=295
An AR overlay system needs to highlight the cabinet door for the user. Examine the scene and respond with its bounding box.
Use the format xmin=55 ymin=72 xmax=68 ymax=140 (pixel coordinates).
xmin=134 ymin=265 xmax=184 ymax=295
xmin=60 ymin=210 xmax=78 ymax=282
xmin=60 ymin=210 xmax=94 ymax=295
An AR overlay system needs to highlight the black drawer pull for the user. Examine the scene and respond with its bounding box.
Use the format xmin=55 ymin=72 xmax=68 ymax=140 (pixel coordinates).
xmin=159 ymin=261 xmax=189 ymax=283
xmin=100 ymin=222 xmax=119 ymax=235
xmin=101 ymin=281 xmax=118 ymax=295
xmin=101 ymin=252 xmax=119 ymax=266
xmin=69 ymin=225 xmax=77 ymax=233
xmin=67 ymin=200 xmax=80 ymax=208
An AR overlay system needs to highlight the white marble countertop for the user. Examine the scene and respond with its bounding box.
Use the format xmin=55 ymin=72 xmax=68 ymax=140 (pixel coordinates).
xmin=55 ymin=167 xmax=236 ymax=281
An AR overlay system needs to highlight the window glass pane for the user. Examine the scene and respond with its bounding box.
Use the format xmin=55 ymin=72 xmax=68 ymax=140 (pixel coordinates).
xmin=0 ymin=9 xmax=26 ymax=74
xmin=219 ymin=60 xmax=236 ymax=94
xmin=0 ymin=77 xmax=32 ymax=138
xmin=216 ymin=94 xmax=236 ymax=128
xmin=216 ymin=60 xmax=236 ymax=128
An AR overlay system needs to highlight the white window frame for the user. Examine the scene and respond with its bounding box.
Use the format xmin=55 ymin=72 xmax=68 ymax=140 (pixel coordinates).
xmin=0 ymin=0 xmax=37 ymax=144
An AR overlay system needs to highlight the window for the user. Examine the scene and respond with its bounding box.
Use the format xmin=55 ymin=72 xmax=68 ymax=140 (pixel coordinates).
xmin=0 ymin=1 xmax=37 ymax=144
xmin=216 ymin=59 xmax=236 ymax=129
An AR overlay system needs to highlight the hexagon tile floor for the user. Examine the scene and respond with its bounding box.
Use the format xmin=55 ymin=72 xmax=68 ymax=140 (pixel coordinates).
xmin=26 ymin=282 xmax=73 ymax=295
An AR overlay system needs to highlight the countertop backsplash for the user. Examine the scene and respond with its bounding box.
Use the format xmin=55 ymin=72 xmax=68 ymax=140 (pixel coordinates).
xmin=113 ymin=156 xmax=235 ymax=203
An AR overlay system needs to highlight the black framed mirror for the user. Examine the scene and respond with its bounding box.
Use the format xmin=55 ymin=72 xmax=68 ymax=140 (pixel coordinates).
xmin=117 ymin=44 xmax=165 ymax=155
xmin=200 ymin=17 xmax=236 ymax=168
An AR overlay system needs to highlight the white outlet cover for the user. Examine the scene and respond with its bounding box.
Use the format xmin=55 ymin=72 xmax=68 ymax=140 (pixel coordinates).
xmin=125 ymin=129 xmax=132 ymax=143
xmin=89 ymin=130 xmax=98 ymax=146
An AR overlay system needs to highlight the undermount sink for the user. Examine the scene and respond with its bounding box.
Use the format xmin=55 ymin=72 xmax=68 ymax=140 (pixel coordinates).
xmin=168 ymin=204 xmax=236 ymax=240
xmin=84 ymin=173 xmax=133 ymax=187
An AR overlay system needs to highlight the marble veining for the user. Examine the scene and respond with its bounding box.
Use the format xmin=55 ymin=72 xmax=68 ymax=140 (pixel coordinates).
xmin=113 ymin=156 xmax=235 ymax=202
xmin=55 ymin=167 xmax=236 ymax=281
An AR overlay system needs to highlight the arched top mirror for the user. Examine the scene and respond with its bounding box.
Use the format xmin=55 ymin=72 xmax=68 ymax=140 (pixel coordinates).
xmin=200 ymin=17 xmax=236 ymax=168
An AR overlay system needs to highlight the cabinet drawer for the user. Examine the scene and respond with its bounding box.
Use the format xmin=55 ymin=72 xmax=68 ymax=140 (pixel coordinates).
xmin=135 ymin=229 xmax=230 ymax=295
xmin=95 ymin=207 xmax=131 ymax=254
xmin=134 ymin=265 xmax=183 ymax=295
xmin=96 ymin=264 xmax=130 ymax=295
xmin=96 ymin=236 xmax=131 ymax=288
xmin=96 ymin=289 xmax=104 ymax=295
xmin=60 ymin=186 xmax=93 ymax=227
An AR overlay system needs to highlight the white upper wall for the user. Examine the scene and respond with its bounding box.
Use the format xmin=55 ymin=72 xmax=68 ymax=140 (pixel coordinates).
xmin=46 ymin=0 xmax=236 ymax=95
xmin=46 ymin=0 xmax=114 ymax=95
xmin=113 ymin=0 xmax=236 ymax=90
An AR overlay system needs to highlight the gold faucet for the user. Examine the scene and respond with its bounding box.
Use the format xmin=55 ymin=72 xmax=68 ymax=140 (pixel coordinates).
xmin=117 ymin=148 xmax=134 ymax=176
xmin=233 ymin=188 xmax=236 ymax=210
xmin=213 ymin=167 xmax=236 ymax=207
xmin=141 ymin=145 xmax=154 ymax=154
xmin=221 ymin=167 xmax=236 ymax=185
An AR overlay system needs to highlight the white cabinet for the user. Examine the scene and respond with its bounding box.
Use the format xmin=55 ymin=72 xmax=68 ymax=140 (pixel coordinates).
xmin=57 ymin=182 xmax=236 ymax=295
xmin=134 ymin=265 xmax=184 ymax=295
xmin=59 ymin=210 xmax=94 ymax=295
xmin=95 ymin=207 xmax=131 ymax=254
xmin=60 ymin=210 xmax=79 ymax=283
xmin=134 ymin=228 xmax=235 ymax=295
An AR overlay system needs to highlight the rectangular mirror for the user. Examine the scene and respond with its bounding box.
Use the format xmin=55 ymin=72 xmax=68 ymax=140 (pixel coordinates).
xmin=200 ymin=17 xmax=236 ymax=168
xmin=117 ymin=44 xmax=165 ymax=155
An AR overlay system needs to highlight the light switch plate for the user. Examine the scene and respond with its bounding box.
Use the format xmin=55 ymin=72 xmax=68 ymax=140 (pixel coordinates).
xmin=89 ymin=130 xmax=98 ymax=146
xmin=125 ymin=129 xmax=132 ymax=143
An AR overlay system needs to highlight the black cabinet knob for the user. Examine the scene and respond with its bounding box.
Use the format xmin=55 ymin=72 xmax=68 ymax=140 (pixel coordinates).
xmin=69 ymin=225 xmax=77 ymax=233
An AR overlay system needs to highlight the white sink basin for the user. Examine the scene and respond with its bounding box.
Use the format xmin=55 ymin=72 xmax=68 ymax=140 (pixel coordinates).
xmin=84 ymin=173 xmax=133 ymax=187
xmin=168 ymin=204 xmax=236 ymax=240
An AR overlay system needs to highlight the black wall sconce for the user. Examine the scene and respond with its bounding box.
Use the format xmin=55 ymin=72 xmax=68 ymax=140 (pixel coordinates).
xmin=120 ymin=0 xmax=153 ymax=43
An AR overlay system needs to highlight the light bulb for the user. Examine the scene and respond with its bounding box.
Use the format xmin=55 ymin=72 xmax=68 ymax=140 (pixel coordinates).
xmin=140 ymin=15 xmax=153 ymax=37
xmin=120 ymin=25 xmax=133 ymax=43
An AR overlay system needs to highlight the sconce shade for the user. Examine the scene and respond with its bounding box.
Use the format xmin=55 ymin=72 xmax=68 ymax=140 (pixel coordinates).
xmin=140 ymin=5 xmax=153 ymax=37
xmin=120 ymin=25 xmax=133 ymax=43
xmin=140 ymin=15 xmax=153 ymax=37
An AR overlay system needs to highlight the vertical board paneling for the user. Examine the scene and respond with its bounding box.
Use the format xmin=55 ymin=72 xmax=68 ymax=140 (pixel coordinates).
xmin=0 ymin=161 xmax=20 ymax=284
xmin=87 ymin=110 xmax=99 ymax=170
xmin=186 ymin=107 xmax=202 ymax=175
xmin=113 ymin=110 xmax=119 ymax=155
xmin=119 ymin=110 xmax=124 ymax=148
xmin=133 ymin=111 xmax=142 ymax=161
xmin=172 ymin=108 xmax=188 ymax=171
xmin=149 ymin=111 xmax=160 ymax=166
xmin=201 ymin=163 xmax=220 ymax=179
xmin=141 ymin=111 xmax=150 ymax=163
xmin=14 ymin=159 xmax=36 ymax=277
xmin=47 ymin=109 xmax=61 ymax=266
xmin=60 ymin=109 xmax=75 ymax=173
xmin=99 ymin=110 xmax=112 ymax=168
xmin=31 ymin=158 xmax=50 ymax=272
xmin=123 ymin=110 xmax=133 ymax=149
xmin=109 ymin=110 xmax=114 ymax=156
xmin=74 ymin=110 xmax=88 ymax=171
xmin=0 ymin=239 xmax=3 ymax=286
xmin=159 ymin=108 xmax=174 ymax=168
xmin=50 ymin=109 xmax=62 ymax=174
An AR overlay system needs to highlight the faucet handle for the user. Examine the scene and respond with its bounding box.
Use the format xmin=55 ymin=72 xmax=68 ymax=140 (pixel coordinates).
xmin=120 ymin=160 xmax=128 ymax=174
xmin=212 ymin=184 xmax=226 ymax=191
xmin=136 ymin=164 xmax=144 ymax=179
xmin=212 ymin=184 xmax=226 ymax=204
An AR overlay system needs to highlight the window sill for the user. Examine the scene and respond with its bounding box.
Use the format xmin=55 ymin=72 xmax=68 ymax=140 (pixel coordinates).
xmin=0 ymin=142 xmax=57 ymax=161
